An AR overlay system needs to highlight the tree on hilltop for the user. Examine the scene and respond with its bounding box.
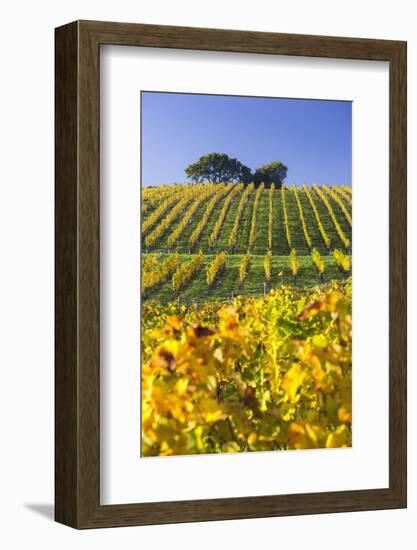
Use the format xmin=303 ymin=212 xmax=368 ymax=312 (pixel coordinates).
xmin=253 ymin=161 xmax=288 ymax=188
xmin=185 ymin=153 xmax=252 ymax=184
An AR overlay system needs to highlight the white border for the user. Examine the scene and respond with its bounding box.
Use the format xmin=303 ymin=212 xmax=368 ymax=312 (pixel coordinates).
xmin=100 ymin=45 xmax=389 ymax=505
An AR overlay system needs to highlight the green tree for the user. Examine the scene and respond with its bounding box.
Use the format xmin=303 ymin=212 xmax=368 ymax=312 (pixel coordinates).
xmin=253 ymin=161 xmax=288 ymax=188
xmin=185 ymin=153 xmax=252 ymax=184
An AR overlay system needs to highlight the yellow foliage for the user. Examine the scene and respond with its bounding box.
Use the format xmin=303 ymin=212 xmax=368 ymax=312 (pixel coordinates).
xmin=142 ymin=279 xmax=352 ymax=456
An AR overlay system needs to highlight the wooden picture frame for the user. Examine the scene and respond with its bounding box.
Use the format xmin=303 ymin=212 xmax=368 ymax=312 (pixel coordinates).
xmin=55 ymin=20 xmax=407 ymax=528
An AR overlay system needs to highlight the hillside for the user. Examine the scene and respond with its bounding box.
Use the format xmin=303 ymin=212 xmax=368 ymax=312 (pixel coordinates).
xmin=141 ymin=183 xmax=352 ymax=302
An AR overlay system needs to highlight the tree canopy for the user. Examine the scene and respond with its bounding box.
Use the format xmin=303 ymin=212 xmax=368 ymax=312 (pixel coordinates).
xmin=185 ymin=153 xmax=252 ymax=184
xmin=253 ymin=161 xmax=288 ymax=188
xmin=185 ymin=153 xmax=288 ymax=187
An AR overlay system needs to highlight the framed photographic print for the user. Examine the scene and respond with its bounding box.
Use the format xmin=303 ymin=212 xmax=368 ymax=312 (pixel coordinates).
xmin=55 ymin=20 xmax=407 ymax=528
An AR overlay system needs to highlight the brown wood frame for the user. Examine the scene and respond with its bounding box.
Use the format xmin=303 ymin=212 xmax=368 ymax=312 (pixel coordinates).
xmin=55 ymin=20 xmax=407 ymax=529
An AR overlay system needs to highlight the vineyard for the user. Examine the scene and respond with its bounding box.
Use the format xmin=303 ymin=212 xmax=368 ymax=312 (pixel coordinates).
xmin=141 ymin=182 xmax=352 ymax=455
xmin=142 ymin=279 xmax=352 ymax=456
xmin=142 ymin=183 xmax=352 ymax=302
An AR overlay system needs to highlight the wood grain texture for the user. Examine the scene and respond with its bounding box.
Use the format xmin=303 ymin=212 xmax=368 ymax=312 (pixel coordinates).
xmin=55 ymin=20 xmax=407 ymax=529
xmin=55 ymin=21 xmax=79 ymax=527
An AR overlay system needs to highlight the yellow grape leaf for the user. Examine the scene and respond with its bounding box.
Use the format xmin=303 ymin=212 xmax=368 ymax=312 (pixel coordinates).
xmin=312 ymin=334 xmax=328 ymax=348
xmin=222 ymin=441 xmax=241 ymax=453
xmin=174 ymin=377 xmax=189 ymax=396
xmin=338 ymin=406 xmax=352 ymax=424
xmin=199 ymin=398 xmax=225 ymax=423
xmin=325 ymin=425 xmax=351 ymax=448
xmin=282 ymin=363 xmax=307 ymax=402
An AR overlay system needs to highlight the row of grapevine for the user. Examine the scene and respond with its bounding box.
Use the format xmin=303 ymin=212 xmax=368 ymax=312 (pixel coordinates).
xmin=142 ymin=186 xmax=186 ymax=234
xmin=142 ymin=254 xmax=159 ymax=272
xmin=311 ymin=248 xmax=325 ymax=277
xmin=267 ymin=184 xmax=275 ymax=250
xmin=142 ymin=185 xmax=173 ymax=201
xmin=333 ymin=249 xmax=351 ymax=272
xmin=208 ymin=184 xmax=243 ymax=247
xmin=292 ymin=186 xmax=312 ymax=250
xmin=239 ymin=252 xmax=251 ymax=284
xmin=264 ymin=250 xmax=272 ymax=282
xmin=229 ymin=183 xmax=254 ymax=247
xmin=332 ymin=185 xmax=352 ymax=206
xmin=172 ymin=251 xmax=204 ymax=292
xmin=303 ymin=185 xmax=331 ymax=249
xmin=143 ymin=183 xmax=352 ymax=254
xmin=322 ymin=185 xmax=352 ymax=226
xmin=142 ymin=253 xmax=181 ymax=293
xmin=142 ymin=248 xmax=353 ymax=295
xmin=142 ymin=185 xmax=178 ymax=215
xmin=289 ymin=249 xmax=299 ymax=277
xmin=167 ymin=184 xmax=218 ymax=248
xmin=249 ymin=183 xmax=265 ymax=247
xmin=206 ymin=252 xmax=227 ymax=286
xmin=189 ymin=185 xmax=231 ymax=248
xmin=281 ymin=185 xmax=291 ymax=248
xmin=144 ymin=193 xmax=196 ymax=248
xmin=313 ymin=185 xmax=350 ymax=250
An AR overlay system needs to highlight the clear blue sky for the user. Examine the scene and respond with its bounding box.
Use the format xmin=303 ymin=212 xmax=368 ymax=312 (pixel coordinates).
xmin=141 ymin=92 xmax=351 ymax=187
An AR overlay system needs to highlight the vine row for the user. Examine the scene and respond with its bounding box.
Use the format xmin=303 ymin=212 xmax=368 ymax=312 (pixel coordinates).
xmin=172 ymin=251 xmax=204 ymax=292
xmin=228 ymin=183 xmax=254 ymax=248
xmin=249 ymin=183 xmax=265 ymax=248
xmin=313 ymin=184 xmax=350 ymax=250
xmin=292 ymin=186 xmax=312 ymax=250
xmin=303 ymin=185 xmax=331 ymax=249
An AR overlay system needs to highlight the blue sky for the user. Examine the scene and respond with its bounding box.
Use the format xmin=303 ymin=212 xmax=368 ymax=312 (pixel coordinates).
xmin=141 ymin=92 xmax=351 ymax=187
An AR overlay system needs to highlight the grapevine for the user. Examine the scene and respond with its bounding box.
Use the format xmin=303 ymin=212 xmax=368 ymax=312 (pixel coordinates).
xmin=333 ymin=248 xmax=351 ymax=273
xmin=206 ymin=251 xmax=227 ymax=286
xmin=264 ymin=250 xmax=272 ymax=282
xmin=144 ymin=194 xmax=193 ymax=248
xmin=167 ymin=184 xmax=217 ymax=248
xmin=281 ymin=185 xmax=291 ymax=249
xmin=322 ymin=185 xmax=352 ymax=226
xmin=228 ymin=183 xmax=254 ymax=248
xmin=189 ymin=185 xmax=230 ymax=248
xmin=172 ymin=251 xmax=204 ymax=292
xmin=267 ymin=183 xmax=275 ymax=250
xmin=208 ymin=184 xmax=242 ymax=247
xmin=311 ymin=248 xmax=325 ymax=278
xmin=332 ymin=185 xmax=352 ymax=206
xmin=142 ymin=185 xmax=177 ymax=215
xmin=292 ymin=185 xmax=312 ymax=250
xmin=142 ymin=280 xmax=352 ymax=456
xmin=289 ymin=248 xmax=299 ymax=279
xmin=249 ymin=183 xmax=264 ymax=248
xmin=142 ymin=254 xmax=159 ymax=272
xmin=313 ymin=184 xmax=350 ymax=249
xmin=239 ymin=252 xmax=251 ymax=284
xmin=142 ymin=253 xmax=181 ymax=293
xmin=142 ymin=186 xmax=185 ymax=235
xmin=302 ymin=185 xmax=331 ymax=249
